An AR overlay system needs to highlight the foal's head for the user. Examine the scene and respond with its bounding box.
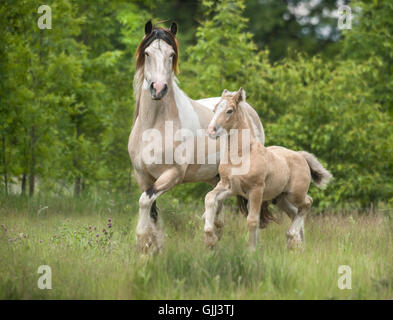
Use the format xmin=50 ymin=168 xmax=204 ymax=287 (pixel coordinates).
xmin=136 ymin=21 xmax=179 ymax=100
xmin=207 ymin=88 xmax=246 ymax=139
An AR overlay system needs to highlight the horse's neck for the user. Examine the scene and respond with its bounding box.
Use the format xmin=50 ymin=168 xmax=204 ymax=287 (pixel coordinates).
xmin=137 ymin=80 xmax=202 ymax=135
xmin=138 ymin=84 xmax=177 ymax=130
xmin=227 ymin=107 xmax=260 ymax=158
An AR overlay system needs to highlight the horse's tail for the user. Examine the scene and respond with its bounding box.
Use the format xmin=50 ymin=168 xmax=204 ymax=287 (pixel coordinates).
xmin=299 ymin=151 xmax=333 ymax=189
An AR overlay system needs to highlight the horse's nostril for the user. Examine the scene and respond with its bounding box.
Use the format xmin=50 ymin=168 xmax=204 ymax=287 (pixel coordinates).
xmin=150 ymin=82 xmax=155 ymax=90
xmin=208 ymin=126 xmax=216 ymax=135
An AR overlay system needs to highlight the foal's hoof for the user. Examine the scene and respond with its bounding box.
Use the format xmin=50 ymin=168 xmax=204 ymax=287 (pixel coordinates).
xmin=286 ymin=233 xmax=304 ymax=251
xmin=204 ymin=230 xmax=218 ymax=249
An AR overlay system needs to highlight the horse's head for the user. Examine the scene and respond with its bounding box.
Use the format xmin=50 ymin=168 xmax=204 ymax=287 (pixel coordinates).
xmin=207 ymin=88 xmax=246 ymax=139
xmin=136 ymin=21 xmax=179 ymax=100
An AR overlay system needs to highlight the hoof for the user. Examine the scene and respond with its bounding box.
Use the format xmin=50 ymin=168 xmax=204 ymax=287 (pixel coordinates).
xmin=204 ymin=229 xmax=218 ymax=249
xmin=136 ymin=232 xmax=163 ymax=254
xmin=286 ymin=232 xmax=304 ymax=251
xmin=215 ymin=226 xmax=224 ymax=240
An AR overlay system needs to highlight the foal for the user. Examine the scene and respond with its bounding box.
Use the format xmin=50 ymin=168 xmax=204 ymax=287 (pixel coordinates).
xmin=203 ymin=88 xmax=332 ymax=250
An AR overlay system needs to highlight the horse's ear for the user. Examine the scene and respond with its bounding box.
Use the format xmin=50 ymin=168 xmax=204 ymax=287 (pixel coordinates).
xmin=221 ymin=89 xmax=228 ymax=97
xmin=170 ymin=22 xmax=178 ymax=35
xmin=145 ymin=20 xmax=153 ymax=35
xmin=235 ymin=87 xmax=246 ymax=104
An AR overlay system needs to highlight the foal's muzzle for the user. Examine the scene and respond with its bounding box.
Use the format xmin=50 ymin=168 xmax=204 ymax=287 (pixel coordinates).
xmin=150 ymin=82 xmax=168 ymax=100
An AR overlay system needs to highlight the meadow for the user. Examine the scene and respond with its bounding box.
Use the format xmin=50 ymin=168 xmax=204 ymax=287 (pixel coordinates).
xmin=1 ymin=193 xmax=392 ymax=300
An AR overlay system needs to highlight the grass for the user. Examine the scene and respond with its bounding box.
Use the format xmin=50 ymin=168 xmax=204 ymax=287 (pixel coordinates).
xmin=0 ymin=194 xmax=392 ymax=299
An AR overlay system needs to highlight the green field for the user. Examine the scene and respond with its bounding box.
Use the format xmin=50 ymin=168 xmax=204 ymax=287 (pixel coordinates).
xmin=1 ymin=195 xmax=392 ymax=299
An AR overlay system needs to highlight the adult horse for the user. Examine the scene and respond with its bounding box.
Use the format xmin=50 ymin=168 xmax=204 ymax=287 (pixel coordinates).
xmin=128 ymin=21 xmax=264 ymax=253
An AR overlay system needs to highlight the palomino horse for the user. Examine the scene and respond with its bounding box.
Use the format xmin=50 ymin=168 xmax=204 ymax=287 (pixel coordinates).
xmin=128 ymin=21 xmax=265 ymax=253
xmin=203 ymin=88 xmax=332 ymax=250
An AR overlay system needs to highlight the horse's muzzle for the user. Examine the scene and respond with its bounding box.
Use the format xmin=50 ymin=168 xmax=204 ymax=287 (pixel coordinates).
xmin=150 ymin=82 xmax=168 ymax=100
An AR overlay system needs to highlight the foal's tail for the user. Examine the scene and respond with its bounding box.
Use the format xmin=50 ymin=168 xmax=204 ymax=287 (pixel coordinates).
xmin=237 ymin=196 xmax=248 ymax=217
xmin=299 ymin=151 xmax=333 ymax=189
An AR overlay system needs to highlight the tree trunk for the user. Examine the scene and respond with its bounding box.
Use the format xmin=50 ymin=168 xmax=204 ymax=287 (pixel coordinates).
xmin=29 ymin=126 xmax=36 ymax=197
xmin=73 ymin=115 xmax=81 ymax=197
xmin=21 ymin=173 xmax=27 ymax=195
xmin=1 ymin=135 xmax=8 ymax=196
xmin=74 ymin=176 xmax=81 ymax=197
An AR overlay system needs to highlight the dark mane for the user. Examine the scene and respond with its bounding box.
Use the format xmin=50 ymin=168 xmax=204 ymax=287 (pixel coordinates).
xmin=135 ymin=26 xmax=179 ymax=73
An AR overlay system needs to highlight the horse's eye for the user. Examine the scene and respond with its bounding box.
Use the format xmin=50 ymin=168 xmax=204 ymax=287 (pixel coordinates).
xmin=170 ymin=53 xmax=175 ymax=59
xmin=226 ymin=109 xmax=233 ymax=115
xmin=145 ymin=52 xmax=149 ymax=57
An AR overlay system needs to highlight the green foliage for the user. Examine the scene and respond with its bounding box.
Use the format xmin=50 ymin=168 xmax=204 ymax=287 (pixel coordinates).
xmin=341 ymin=0 xmax=393 ymax=116
xmin=262 ymin=56 xmax=393 ymax=208
xmin=0 ymin=0 xmax=392 ymax=209
xmin=184 ymin=0 xmax=259 ymax=97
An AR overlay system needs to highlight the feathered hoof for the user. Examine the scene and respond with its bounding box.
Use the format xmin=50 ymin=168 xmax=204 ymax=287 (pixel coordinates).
xmin=286 ymin=232 xmax=304 ymax=251
xmin=136 ymin=231 xmax=163 ymax=254
xmin=204 ymin=229 xmax=218 ymax=249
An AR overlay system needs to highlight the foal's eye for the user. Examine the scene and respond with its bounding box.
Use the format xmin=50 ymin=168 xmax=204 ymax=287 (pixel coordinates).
xmin=226 ymin=109 xmax=233 ymax=115
xmin=145 ymin=52 xmax=149 ymax=57
xmin=170 ymin=53 xmax=175 ymax=59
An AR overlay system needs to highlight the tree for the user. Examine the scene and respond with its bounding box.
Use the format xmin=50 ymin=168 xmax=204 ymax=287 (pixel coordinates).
xmin=184 ymin=0 xmax=260 ymax=98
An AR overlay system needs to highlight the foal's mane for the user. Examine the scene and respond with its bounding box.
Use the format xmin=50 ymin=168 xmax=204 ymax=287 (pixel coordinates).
xmin=132 ymin=25 xmax=179 ymax=125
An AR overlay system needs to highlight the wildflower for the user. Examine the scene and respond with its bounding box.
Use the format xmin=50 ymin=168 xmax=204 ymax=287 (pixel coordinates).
xmin=96 ymin=233 xmax=99 ymax=237
xmin=107 ymin=223 xmax=112 ymax=229
xmin=88 ymin=226 xmax=92 ymax=230
xmin=40 ymin=240 xmax=43 ymax=243
xmin=108 ymin=218 xmax=112 ymax=223
xmin=94 ymin=226 xmax=97 ymax=231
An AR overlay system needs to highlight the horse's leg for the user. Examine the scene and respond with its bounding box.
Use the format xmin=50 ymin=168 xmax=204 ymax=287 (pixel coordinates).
xmin=203 ymin=176 xmax=225 ymax=240
xmin=134 ymin=171 xmax=158 ymax=253
xmin=136 ymin=167 xmax=184 ymax=253
xmin=247 ymin=188 xmax=263 ymax=251
xmin=203 ymin=181 xmax=232 ymax=248
xmin=284 ymin=194 xmax=312 ymax=250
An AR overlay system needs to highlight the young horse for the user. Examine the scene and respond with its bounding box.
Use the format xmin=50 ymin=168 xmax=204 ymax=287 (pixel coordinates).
xmin=128 ymin=22 xmax=265 ymax=253
xmin=203 ymin=88 xmax=332 ymax=250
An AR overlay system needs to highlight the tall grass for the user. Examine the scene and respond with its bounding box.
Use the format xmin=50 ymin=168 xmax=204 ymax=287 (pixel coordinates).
xmin=0 ymin=194 xmax=392 ymax=299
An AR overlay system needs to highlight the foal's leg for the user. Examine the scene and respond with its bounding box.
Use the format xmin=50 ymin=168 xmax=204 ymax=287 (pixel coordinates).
xmin=284 ymin=194 xmax=312 ymax=250
xmin=247 ymin=188 xmax=263 ymax=251
xmin=136 ymin=167 xmax=184 ymax=253
xmin=205 ymin=176 xmax=225 ymax=240
xmin=203 ymin=181 xmax=232 ymax=248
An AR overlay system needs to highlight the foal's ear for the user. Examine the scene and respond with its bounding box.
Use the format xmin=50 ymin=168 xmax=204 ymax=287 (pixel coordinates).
xmin=170 ymin=22 xmax=178 ymax=35
xmin=234 ymin=87 xmax=246 ymax=104
xmin=221 ymin=89 xmax=229 ymax=97
xmin=145 ymin=20 xmax=153 ymax=35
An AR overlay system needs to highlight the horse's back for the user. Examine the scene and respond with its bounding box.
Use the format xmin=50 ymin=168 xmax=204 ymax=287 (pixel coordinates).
xmin=266 ymin=146 xmax=311 ymax=195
